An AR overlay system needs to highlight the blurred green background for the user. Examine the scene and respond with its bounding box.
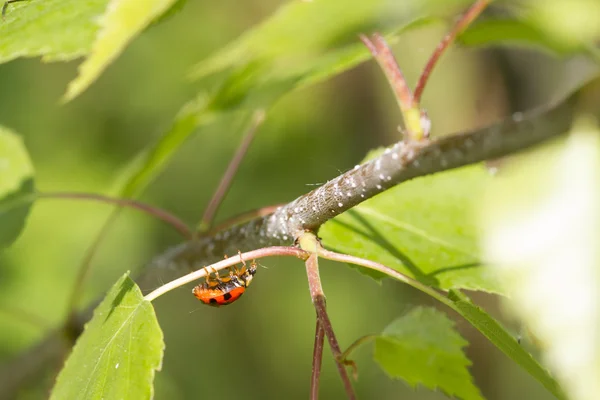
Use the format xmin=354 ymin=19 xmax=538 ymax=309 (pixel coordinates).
xmin=0 ymin=0 xmax=596 ymax=398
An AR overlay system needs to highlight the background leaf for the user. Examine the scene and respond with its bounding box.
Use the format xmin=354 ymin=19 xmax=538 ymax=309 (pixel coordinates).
xmin=189 ymin=0 xmax=472 ymax=80
xmin=65 ymin=0 xmax=181 ymax=100
xmin=374 ymin=307 xmax=482 ymax=400
xmin=50 ymin=274 xmax=164 ymax=400
xmin=459 ymin=18 xmax=578 ymax=55
xmin=480 ymin=118 xmax=600 ymax=400
xmin=0 ymin=126 xmax=35 ymax=247
xmin=0 ymin=0 xmax=108 ymax=63
xmin=320 ymin=160 xmax=499 ymax=293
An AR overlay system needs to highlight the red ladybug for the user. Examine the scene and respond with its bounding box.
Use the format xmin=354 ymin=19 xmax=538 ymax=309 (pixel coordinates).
xmin=193 ymin=260 xmax=257 ymax=307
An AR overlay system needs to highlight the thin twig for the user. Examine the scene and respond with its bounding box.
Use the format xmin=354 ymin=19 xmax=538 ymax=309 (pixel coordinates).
xmin=310 ymin=319 xmax=325 ymax=400
xmin=360 ymin=33 xmax=414 ymax=111
xmin=205 ymin=203 xmax=284 ymax=236
xmin=305 ymin=253 xmax=357 ymax=400
xmin=144 ymin=246 xmax=308 ymax=301
xmin=413 ymin=0 xmax=491 ymax=102
xmin=38 ymin=191 xmax=193 ymax=239
xmin=198 ymin=110 xmax=266 ymax=232
xmin=317 ymin=247 xmax=454 ymax=309
xmin=361 ymin=33 xmax=430 ymax=140
xmin=339 ymin=335 xmax=376 ymax=368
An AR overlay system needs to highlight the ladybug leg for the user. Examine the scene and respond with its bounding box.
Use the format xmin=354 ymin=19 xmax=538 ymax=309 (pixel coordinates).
xmin=204 ymin=266 xmax=220 ymax=284
xmin=238 ymin=250 xmax=246 ymax=268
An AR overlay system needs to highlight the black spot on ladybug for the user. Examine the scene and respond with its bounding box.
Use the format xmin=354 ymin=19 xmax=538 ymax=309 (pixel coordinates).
xmin=209 ymin=298 xmax=218 ymax=304
xmin=223 ymin=292 xmax=233 ymax=301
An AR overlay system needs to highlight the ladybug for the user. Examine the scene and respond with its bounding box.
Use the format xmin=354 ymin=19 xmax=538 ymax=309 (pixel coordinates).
xmin=192 ymin=259 xmax=257 ymax=307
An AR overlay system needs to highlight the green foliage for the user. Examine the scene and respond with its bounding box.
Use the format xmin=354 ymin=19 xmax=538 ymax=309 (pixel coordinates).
xmin=460 ymin=18 xmax=579 ymax=55
xmin=320 ymin=161 xmax=500 ymax=293
xmin=374 ymin=307 xmax=483 ymax=399
xmin=65 ymin=0 xmax=181 ymax=101
xmin=0 ymin=126 xmax=34 ymax=247
xmin=189 ymin=0 xmax=471 ymax=80
xmin=0 ymin=0 xmax=108 ymax=63
xmin=447 ymin=290 xmax=565 ymax=399
xmin=51 ymin=274 xmax=164 ymax=400
xmin=112 ymin=0 xmax=465 ymax=201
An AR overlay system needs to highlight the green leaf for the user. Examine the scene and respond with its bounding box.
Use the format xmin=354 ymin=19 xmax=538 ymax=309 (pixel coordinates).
xmin=50 ymin=274 xmax=164 ymax=400
xmin=447 ymin=290 xmax=565 ymax=400
xmin=374 ymin=307 xmax=482 ymax=400
xmin=189 ymin=0 xmax=472 ymax=80
xmin=0 ymin=0 xmax=109 ymax=63
xmin=0 ymin=126 xmax=35 ymax=247
xmin=459 ymin=18 xmax=579 ymax=55
xmin=65 ymin=0 xmax=181 ymax=101
xmin=320 ymin=160 xmax=499 ymax=293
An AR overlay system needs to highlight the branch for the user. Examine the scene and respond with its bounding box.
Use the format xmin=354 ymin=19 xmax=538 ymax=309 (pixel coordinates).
xmin=149 ymin=75 xmax=589 ymax=277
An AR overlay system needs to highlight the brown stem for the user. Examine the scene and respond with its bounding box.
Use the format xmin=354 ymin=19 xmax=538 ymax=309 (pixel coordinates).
xmin=361 ymin=32 xmax=429 ymax=140
xmin=413 ymin=0 xmax=491 ymax=102
xmin=198 ymin=110 xmax=266 ymax=232
xmin=310 ymin=319 xmax=325 ymax=400
xmin=305 ymin=254 xmax=357 ymax=400
xmin=317 ymin=247 xmax=453 ymax=309
xmin=360 ymin=33 xmax=414 ymax=111
xmin=205 ymin=203 xmax=284 ymax=236
xmin=38 ymin=191 xmax=193 ymax=239
xmin=339 ymin=335 xmax=376 ymax=368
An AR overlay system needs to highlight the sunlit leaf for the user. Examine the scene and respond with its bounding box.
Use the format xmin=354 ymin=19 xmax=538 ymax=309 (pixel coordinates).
xmin=447 ymin=290 xmax=565 ymax=400
xmin=374 ymin=307 xmax=482 ymax=400
xmin=65 ymin=0 xmax=181 ymax=101
xmin=0 ymin=126 xmax=35 ymax=247
xmin=480 ymin=118 xmax=600 ymax=400
xmin=320 ymin=157 xmax=499 ymax=292
xmin=0 ymin=0 xmax=108 ymax=63
xmin=50 ymin=274 xmax=164 ymax=400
